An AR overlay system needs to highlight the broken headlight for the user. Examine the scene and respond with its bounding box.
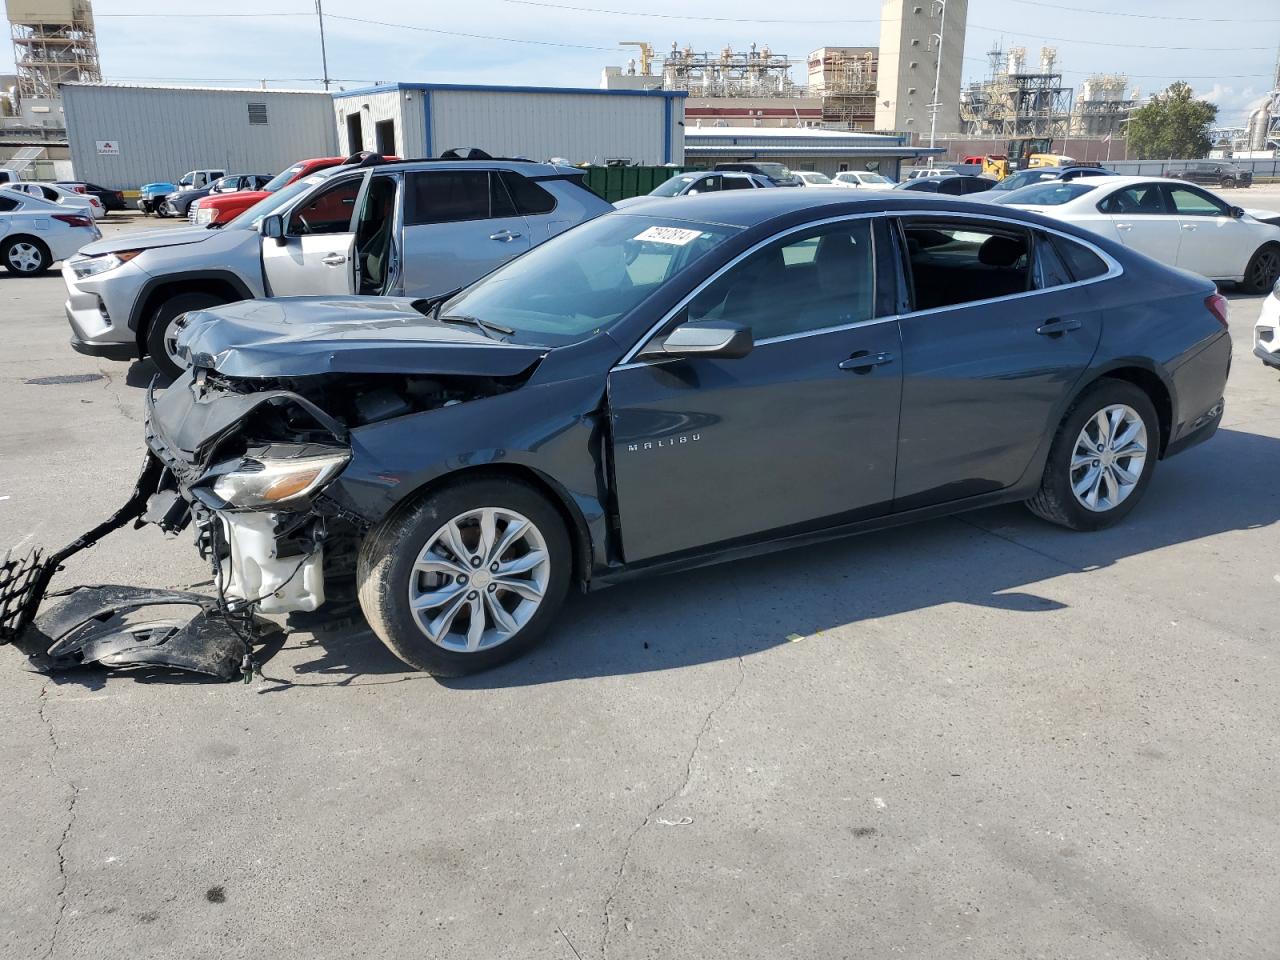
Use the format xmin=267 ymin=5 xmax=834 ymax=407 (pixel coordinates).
xmin=207 ymin=446 xmax=350 ymax=509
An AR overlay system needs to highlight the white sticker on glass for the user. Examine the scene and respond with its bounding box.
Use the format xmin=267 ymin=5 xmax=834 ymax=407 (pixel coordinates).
xmin=633 ymin=226 xmax=703 ymax=246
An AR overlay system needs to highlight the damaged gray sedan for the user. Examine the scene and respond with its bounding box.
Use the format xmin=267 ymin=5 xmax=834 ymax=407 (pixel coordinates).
xmin=0 ymin=192 xmax=1232 ymax=677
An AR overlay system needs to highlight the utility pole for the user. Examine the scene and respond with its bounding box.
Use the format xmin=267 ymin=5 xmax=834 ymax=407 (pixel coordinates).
xmin=316 ymin=0 xmax=331 ymax=91
xmin=927 ymin=0 xmax=948 ymax=164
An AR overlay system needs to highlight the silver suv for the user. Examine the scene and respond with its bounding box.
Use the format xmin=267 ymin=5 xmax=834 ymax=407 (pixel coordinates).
xmin=63 ymin=154 xmax=612 ymax=376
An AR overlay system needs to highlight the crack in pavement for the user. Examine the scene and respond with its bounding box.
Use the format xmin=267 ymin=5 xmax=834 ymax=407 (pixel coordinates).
xmin=599 ymin=655 xmax=747 ymax=960
xmin=38 ymin=681 xmax=78 ymax=960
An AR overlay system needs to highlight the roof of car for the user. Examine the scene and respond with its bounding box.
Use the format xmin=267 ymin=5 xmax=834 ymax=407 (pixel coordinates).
xmin=610 ymin=189 xmax=1068 ymax=229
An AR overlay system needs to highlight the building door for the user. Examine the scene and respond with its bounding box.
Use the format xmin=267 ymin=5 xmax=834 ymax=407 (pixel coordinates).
xmin=376 ymin=119 xmax=396 ymax=156
xmin=346 ymin=112 xmax=364 ymax=153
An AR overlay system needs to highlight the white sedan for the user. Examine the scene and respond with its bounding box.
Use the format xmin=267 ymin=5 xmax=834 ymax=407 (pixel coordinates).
xmin=792 ymin=171 xmax=844 ymax=189
xmin=2 ymin=181 xmax=106 ymax=220
xmin=992 ymin=176 xmax=1280 ymax=293
xmin=0 ymin=189 xmax=101 ymax=275
xmin=1255 ymin=282 xmax=1280 ymax=371
xmin=832 ymin=171 xmax=897 ymax=190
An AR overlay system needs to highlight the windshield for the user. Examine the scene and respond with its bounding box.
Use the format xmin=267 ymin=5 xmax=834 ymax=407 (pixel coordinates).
xmin=262 ymin=163 xmax=306 ymax=193
xmin=856 ymin=173 xmax=890 ymax=184
xmin=224 ymin=171 xmax=337 ymax=230
xmin=437 ymin=214 xmax=741 ymax=346
xmin=799 ymin=172 xmax=833 ymax=184
xmin=650 ymin=174 xmax=701 ymax=197
xmin=992 ymin=182 xmax=1098 ymax=206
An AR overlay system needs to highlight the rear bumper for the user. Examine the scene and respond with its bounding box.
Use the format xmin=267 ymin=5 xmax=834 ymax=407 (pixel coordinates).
xmin=1165 ymin=397 xmax=1223 ymax=458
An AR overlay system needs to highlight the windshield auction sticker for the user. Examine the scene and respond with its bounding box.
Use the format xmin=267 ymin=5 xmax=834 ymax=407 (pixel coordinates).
xmin=634 ymin=226 xmax=704 ymax=246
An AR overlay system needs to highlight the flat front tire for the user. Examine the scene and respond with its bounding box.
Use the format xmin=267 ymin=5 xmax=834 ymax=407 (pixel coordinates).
xmin=1026 ymin=379 xmax=1159 ymax=531
xmin=357 ymin=478 xmax=572 ymax=676
xmin=144 ymin=291 xmax=227 ymax=378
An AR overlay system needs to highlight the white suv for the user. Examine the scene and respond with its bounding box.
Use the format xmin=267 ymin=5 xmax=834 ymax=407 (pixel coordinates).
xmin=63 ymin=154 xmax=612 ymax=376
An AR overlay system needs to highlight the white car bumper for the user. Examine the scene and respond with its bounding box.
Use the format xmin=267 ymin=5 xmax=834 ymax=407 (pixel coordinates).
xmin=1254 ymin=288 xmax=1280 ymax=369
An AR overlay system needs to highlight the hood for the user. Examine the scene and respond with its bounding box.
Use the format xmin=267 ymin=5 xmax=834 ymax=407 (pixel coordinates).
xmin=177 ymin=296 xmax=548 ymax=379
xmin=202 ymin=190 xmax=268 ymax=210
xmin=77 ymin=225 xmax=220 ymax=256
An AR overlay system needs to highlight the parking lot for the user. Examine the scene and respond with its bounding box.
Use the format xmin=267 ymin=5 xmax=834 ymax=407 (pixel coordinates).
xmin=1 ymin=209 xmax=1279 ymax=960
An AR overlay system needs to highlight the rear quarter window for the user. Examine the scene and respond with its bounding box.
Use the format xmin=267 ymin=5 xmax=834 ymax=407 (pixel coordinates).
xmin=500 ymin=172 xmax=557 ymax=215
xmin=1050 ymin=234 xmax=1109 ymax=281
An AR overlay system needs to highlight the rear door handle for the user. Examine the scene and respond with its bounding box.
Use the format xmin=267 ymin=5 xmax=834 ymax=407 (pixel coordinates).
xmin=489 ymin=230 xmax=522 ymax=241
xmin=1181 ymin=223 xmax=1197 ymax=231
xmin=839 ymin=350 xmax=895 ymax=372
xmin=321 ymin=253 xmax=347 ymax=266
xmin=1036 ymin=317 xmax=1082 ymax=336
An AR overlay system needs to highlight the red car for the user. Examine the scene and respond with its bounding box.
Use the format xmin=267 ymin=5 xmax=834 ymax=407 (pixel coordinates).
xmin=191 ymin=156 xmax=347 ymax=226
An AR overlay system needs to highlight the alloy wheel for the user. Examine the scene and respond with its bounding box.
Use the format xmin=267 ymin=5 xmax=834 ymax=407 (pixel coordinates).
xmin=1070 ymin=404 xmax=1148 ymax=512
xmin=407 ymin=507 xmax=550 ymax=652
xmin=161 ymin=316 xmax=187 ymax=370
xmin=1251 ymin=248 xmax=1280 ymax=290
xmin=7 ymin=242 xmax=43 ymax=273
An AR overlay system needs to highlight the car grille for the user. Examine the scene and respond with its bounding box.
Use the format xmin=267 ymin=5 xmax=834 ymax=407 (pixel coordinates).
xmin=1259 ymin=329 xmax=1275 ymax=344
xmin=187 ymin=202 xmax=199 ymax=224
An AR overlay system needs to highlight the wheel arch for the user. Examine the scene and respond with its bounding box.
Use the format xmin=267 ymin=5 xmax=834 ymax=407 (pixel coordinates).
xmin=129 ymin=271 xmax=254 ymax=354
xmin=1077 ymin=362 xmax=1173 ymax=457
xmin=386 ymin=463 xmax=596 ymax=592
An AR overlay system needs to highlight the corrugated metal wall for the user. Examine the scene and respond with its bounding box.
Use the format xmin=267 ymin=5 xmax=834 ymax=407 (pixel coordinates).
xmin=63 ymin=85 xmax=338 ymax=190
xmin=427 ymin=89 xmax=681 ymax=165
xmin=332 ymin=88 xmax=424 ymax=158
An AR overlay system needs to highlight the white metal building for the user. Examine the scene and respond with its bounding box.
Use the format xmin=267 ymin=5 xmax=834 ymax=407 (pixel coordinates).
xmin=61 ymin=83 xmax=338 ymax=189
xmin=683 ymin=126 xmax=943 ymax=178
xmin=332 ymin=83 xmax=685 ymax=165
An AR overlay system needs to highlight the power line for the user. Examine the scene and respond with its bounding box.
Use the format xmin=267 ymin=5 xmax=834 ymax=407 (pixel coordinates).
xmin=966 ymin=23 xmax=1273 ymax=51
xmin=1008 ymin=0 xmax=1280 ymax=23
xmin=501 ymin=0 xmax=877 ymax=22
xmin=94 ymin=11 xmax=311 ymax=16
xmin=325 ymin=13 xmax=624 ymax=51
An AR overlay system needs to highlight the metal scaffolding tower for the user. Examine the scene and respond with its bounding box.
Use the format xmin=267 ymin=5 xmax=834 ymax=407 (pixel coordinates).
xmin=7 ymin=0 xmax=100 ymax=102
xmin=960 ymin=43 xmax=1074 ymax=138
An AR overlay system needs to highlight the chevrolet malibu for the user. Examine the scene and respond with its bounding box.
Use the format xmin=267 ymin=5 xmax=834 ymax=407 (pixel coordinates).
xmin=11 ymin=192 xmax=1232 ymax=677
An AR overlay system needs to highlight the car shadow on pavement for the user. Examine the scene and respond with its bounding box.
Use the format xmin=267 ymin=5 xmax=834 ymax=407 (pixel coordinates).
xmin=34 ymin=427 xmax=1279 ymax=690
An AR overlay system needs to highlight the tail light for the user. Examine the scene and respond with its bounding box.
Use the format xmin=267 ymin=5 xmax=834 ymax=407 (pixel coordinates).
xmin=71 ymin=184 xmax=86 ymax=194
xmin=52 ymin=213 xmax=94 ymax=228
xmin=1205 ymin=292 xmax=1230 ymax=329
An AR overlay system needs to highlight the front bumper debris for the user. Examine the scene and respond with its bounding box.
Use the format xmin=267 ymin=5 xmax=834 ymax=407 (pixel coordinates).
xmin=0 ymin=454 xmax=275 ymax=681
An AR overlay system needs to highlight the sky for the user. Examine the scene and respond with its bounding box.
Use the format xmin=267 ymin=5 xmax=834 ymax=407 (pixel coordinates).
xmin=4 ymin=0 xmax=1277 ymax=128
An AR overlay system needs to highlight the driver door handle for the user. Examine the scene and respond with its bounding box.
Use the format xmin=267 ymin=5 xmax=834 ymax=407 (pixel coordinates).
xmin=1036 ymin=317 xmax=1082 ymax=336
xmin=1181 ymin=223 xmax=1197 ymax=231
xmin=489 ymin=229 xmax=522 ymax=242
xmin=321 ymin=253 xmax=347 ymax=266
xmin=839 ymin=350 xmax=895 ymax=372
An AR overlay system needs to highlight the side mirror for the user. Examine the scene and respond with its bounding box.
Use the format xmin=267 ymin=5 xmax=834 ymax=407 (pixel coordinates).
xmin=260 ymin=213 xmax=287 ymax=245
xmin=639 ymin=320 xmax=753 ymax=361
xmin=1229 ymin=205 xmax=1245 ymax=219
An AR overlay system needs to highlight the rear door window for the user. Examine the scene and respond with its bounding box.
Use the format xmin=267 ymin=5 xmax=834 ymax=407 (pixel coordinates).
xmin=900 ymin=221 xmax=1032 ymax=310
xmin=1098 ymin=184 xmax=1167 ymax=215
xmin=404 ymin=171 xmax=492 ymax=225
xmin=1050 ymin=234 xmax=1109 ymax=281
xmin=1033 ymin=232 xmax=1073 ymax=289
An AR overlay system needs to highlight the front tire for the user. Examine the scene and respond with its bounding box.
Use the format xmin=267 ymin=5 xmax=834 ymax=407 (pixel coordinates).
xmin=2 ymin=236 xmax=51 ymax=275
xmin=357 ymin=478 xmax=572 ymax=676
xmin=144 ymin=291 xmax=227 ymax=378
xmin=1243 ymin=244 xmax=1280 ymax=294
xmin=1026 ymin=380 xmax=1159 ymax=531
xmin=1220 ymin=177 xmax=1236 ymax=189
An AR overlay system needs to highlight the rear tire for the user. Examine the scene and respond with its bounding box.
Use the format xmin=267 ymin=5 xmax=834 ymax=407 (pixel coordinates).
xmin=1 ymin=236 xmax=50 ymax=276
xmin=357 ymin=478 xmax=572 ymax=676
xmin=1026 ymin=379 xmax=1159 ymax=531
xmin=1243 ymin=244 xmax=1280 ymax=295
xmin=144 ymin=291 xmax=227 ymax=378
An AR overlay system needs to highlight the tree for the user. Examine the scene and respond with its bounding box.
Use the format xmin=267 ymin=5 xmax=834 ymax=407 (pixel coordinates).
xmin=1125 ymin=81 xmax=1218 ymax=160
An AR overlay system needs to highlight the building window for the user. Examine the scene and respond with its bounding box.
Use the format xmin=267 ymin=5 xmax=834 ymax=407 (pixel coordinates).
xmin=247 ymin=102 xmax=268 ymax=125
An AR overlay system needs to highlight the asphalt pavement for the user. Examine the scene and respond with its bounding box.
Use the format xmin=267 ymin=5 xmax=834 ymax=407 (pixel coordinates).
xmin=0 ymin=211 xmax=1278 ymax=960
